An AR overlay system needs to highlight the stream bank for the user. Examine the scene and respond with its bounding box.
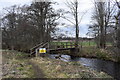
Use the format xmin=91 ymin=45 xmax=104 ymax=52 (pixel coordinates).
xmin=2 ymin=50 xmax=114 ymax=79
xmin=2 ymin=50 xmax=45 ymax=78
xmin=31 ymin=57 xmax=112 ymax=78
xmin=49 ymin=54 xmax=120 ymax=80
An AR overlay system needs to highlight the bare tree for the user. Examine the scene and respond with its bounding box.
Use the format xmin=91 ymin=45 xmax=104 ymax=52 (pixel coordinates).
xmin=114 ymin=0 xmax=120 ymax=54
xmin=2 ymin=5 xmax=18 ymax=50
xmin=88 ymin=23 xmax=100 ymax=47
xmin=90 ymin=0 xmax=116 ymax=48
xmin=61 ymin=0 xmax=87 ymax=50
xmin=2 ymin=1 xmax=60 ymax=52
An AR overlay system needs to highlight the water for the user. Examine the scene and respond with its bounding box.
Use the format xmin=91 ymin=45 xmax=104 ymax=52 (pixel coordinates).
xmin=49 ymin=54 xmax=120 ymax=80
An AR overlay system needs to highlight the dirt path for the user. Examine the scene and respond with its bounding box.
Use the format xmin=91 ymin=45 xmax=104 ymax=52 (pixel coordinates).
xmin=0 ymin=51 xmax=2 ymax=79
xmin=2 ymin=50 xmax=45 ymax=78
xmin=28 ymin=60 xmax=45 ymax=78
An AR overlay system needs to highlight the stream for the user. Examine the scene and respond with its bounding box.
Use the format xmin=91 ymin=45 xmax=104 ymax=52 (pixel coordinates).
xmin=49 ymin=54 xmax=120 ymax=80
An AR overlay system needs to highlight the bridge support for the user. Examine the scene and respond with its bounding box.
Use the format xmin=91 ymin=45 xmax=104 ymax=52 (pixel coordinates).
xmin=70 ymin=48 xmax=79 ymax=56
xmin=35 ymin=49 xmax=38 ymax=57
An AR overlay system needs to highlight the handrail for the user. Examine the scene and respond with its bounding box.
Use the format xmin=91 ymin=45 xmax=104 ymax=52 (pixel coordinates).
xmin=30 ymin=42 xmax=49 ymax=55
xmin=30 ymin=43 xmax=43 ymax=50
xmin=30 ymin=41 xmax=80 ymax=55
xmin=40 ymin=42 xmax=49 ymax=48
xmin=35 ymin=42 xmax=49 ymax=51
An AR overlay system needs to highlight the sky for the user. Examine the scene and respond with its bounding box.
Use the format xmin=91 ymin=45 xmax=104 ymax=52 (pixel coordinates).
xmin=0 ymin=0 xmax=95 ymax=38
xmin=51 ymin=0 xmax=94 ymax=38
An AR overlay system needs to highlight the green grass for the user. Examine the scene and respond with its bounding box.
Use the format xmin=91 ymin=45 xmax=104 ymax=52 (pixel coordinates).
xmin=50 ymin=41 xmax=112 ymax=47
xmin=80 ymin=41 xmax=96 ymax=46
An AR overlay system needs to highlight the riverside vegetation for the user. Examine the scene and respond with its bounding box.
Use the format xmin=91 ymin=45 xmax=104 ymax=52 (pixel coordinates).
xmin=51 ymin=41 xmax=119 ymax=62
xmin=2 ymin=50 xmax=113 ymax=78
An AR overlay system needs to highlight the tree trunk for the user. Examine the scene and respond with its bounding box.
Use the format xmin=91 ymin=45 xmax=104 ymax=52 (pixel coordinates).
xmin=75 ymin=1 xmax=79 ymax=50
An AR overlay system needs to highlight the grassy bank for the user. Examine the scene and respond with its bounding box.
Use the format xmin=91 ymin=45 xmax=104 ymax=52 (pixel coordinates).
xmin=51 ymin=47 xmax=116 ymax=62
xmin=80 ymin=47 xmax=113 ymax=60
xmin=77 ymin=47 xmax=119 ymax=62
xmin=2 ymin=50 xmax=34 ymax=78
xmin=2 ymin=50 xmax=113 ymax=78
xmin=50 ymin=41 xmax=118 ymax=62
xmin=31 ymin=57 xmax=112 ymax=78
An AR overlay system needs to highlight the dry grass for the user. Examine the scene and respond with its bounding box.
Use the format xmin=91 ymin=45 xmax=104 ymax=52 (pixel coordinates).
xmin=1 ymin=50 xmax=114 ymax=78
xmin=31 ymin=57 xmax=112 ymax=78
xmin=2 ymin=50 xmax=34 ymax=78
xmin=78 ymin=47 xmax=115 ymax=61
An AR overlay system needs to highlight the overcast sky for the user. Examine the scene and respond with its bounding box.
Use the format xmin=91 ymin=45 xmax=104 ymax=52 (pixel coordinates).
xmin=0 ymin=0 xmax=96 ymax=38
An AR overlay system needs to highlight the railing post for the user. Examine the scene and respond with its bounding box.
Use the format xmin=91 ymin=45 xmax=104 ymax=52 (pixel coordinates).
xmin=55 ymin=42 xmax=57 ymax=49
xmin=68 ymin=42 xmax=69 ymax=48
xmin=66 ymin=42 xmax=67 ymax=48
xmin=48 ymin=42 xmax=50 ymax=53
xmin=54 ymin=42 xmax=56 ymax=49
xmin=74 ymin=42 xmax=75 ymax=48
xmin=35 ymin=49 xmax=38 ymax=57
xmin=70 ymin=42 xmax=71 ymax=48
xmin=62 ymin=43 xmax=64 ymax=48
xmin=71 ymin=42 xmax=72 ymax=48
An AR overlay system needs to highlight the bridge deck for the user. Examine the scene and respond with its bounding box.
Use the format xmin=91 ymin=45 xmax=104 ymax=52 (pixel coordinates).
xmin=30 ymin=42 xmax=79 ymax=56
